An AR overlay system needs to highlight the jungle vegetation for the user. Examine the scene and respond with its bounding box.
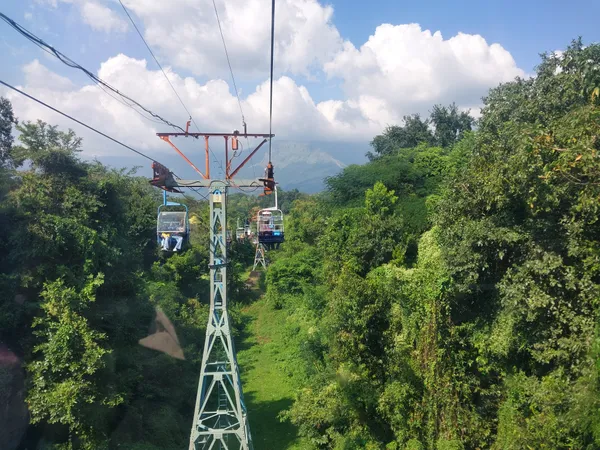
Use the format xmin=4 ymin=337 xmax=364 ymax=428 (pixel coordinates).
xmin=0 ymin=39 xmax=599 ymax=450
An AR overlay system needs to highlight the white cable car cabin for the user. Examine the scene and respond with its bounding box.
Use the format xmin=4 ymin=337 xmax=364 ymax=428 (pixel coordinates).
xmin=235 ymin=227 xmax=245 ymax=241
xmin=235 ymin=218 xmax=250 ymax=242
xmin=256 ymin=187 xmax=284 ymax=249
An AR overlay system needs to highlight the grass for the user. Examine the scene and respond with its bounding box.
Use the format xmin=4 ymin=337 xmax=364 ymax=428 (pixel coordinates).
xmin=236 ymin=274 xmax=312 ymax=450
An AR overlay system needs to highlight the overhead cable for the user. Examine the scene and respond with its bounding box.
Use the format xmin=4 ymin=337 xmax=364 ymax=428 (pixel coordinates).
xmin=116 ymin=3 xmax=225 ymax=177
xmin=0 ymin=12 xmax=185 ymax=133
xmin=189 ymin=187 xmax=209 ymax=200
xmin=268 ymin=0 xmax=276 ymax=162
xmin=172 ymin=174 xmax=209 ymax=200
xmin=0 ymin=79 xmax=204 ymax=197
xmin=211 ymin=0 xmax=246 ymax=128
xmin=0 ymin=79 xmax=161 ymax=164
xmin=117 ymin=0 xmax=196 ymax=125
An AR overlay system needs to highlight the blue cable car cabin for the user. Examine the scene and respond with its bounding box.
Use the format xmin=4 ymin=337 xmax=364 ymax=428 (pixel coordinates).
xmin=257 ymin=209 xmax=284 ymax=249
xmin=157 ymin=192 xmax=190 ymax=252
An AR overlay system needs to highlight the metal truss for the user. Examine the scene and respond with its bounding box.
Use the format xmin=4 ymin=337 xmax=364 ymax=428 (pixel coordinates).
xmin=252 ymin=243 xmax=267 ymax=271
xmin=189 ymin=182 xmax=253 ymax=450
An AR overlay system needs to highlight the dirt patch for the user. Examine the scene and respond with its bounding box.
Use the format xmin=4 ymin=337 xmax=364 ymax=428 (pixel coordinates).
xmin=245 ymin=271 xmax=261 ymax=289
xmin=256 ymin=335 xmax=272 ymax=344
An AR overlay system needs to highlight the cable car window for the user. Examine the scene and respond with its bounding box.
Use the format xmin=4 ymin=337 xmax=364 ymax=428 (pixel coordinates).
xmin=157 ymin=212 xmax=187 ymax=233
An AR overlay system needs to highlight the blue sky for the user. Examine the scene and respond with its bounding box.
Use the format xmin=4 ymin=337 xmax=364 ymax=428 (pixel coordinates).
xmin=0 ymin=0 xmax=598 ymax=163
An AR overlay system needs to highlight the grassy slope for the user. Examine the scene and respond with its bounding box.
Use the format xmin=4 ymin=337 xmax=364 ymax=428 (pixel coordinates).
xmin=236 ymin=287 xmax=311 ymax=449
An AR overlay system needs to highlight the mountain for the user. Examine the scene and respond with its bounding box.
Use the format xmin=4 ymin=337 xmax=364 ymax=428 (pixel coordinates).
xmin=244 ymin=141 xmax=366 ymax=193
xmin=242 ymin=140 xmax=369 ymax=193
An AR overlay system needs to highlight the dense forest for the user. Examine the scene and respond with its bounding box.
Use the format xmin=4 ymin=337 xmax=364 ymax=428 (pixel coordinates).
xmin=263 ymin=39 xmax=600 ymax=449
xmin=1 ymin=39 xmax=599 ymax=450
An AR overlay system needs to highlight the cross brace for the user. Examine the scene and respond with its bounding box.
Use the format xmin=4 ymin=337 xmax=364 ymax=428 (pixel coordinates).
xmin=156 ymin=131 xmax=273 ymax=181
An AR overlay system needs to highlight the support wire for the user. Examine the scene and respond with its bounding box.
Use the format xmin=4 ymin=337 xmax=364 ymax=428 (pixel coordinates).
xmin=0 ymin=79 xmax=158 ymax=163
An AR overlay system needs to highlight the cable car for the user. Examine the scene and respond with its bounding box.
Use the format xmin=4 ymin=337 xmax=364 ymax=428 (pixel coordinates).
xmin=256 ymin=186 xmax=284 ymax=249
xmin=236 ymin=218 xmax=246 ymax=241
xmin=235 ymin=218 xmax=253 ymax=242
xmin=157 ymin=191 xmax=189 ymax=252
xmin=244 ymin=219 xmax=252 ymax=239
xmin=236 ymin=227 xmax=245 ymax=241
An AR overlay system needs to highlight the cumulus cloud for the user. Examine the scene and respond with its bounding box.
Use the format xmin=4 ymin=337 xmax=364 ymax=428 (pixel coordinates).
xmin=3 ymin=15 xmax=528 ymax=164
xmin=80 ymin=1 xmax=129 ymax=33
xmin=39 ymin=0 xmax=342 ymax=77
xmin=3 ymin=56 xmax=367 ymax=160
xmin=4 ymin=56 xmax=231 ymax=156
xmin=325 ymin=23 xmax=525 ymax=123
xmin=41 ymin=0 xmax=129 ymax=33
xmin=23 ymin=60 xmax=75 ymax=91
xmin=41 ymin=1 xmax=524 ymax=127
xmin=93 ymin=0 xmax=343 ymax=78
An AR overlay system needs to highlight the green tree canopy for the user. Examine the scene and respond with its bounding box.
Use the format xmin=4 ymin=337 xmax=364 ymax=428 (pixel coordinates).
xmin=0 ymin=96 xmax=16 ymax=169
xmin=367 ymin=103 xmax=475 ymax=160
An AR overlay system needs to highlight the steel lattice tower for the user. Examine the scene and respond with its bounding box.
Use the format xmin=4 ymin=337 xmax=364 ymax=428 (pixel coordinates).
xmin=151 ymin=130 xmax=275 ymax=450
xmin=252 ymin=243 xmax=267 ymax=271
xmin=189 ymin=183 xmax=253 ymax=450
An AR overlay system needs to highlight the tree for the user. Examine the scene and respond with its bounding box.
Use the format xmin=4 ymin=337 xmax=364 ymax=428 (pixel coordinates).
xmin=367 ymin=105 xmax=475 ymax=160
xmin=0 ymin=97 xmax=16 ymax=169
xmin=429 ymin=103 xmax=474 ymax=148
xmin=433 ymin=39 xmax=600 ymax=449
xmin=282 ymin=39 xmax=600 ymax=450
xmin=365 ymin=181 xmax=397 ymax=216
xmin=285 ymin=197 xmax=327 ymax=246
xmin=0 ymin=120 xmax=199 ymax=449
xmin=12 ymin=120 xmax=82 ymax=174
xmin=368 ymin=114 xmax=434 ymax=159
xmin=323 ymin=182 xmax=404 ymax=277
xmin=27 ymin=275 xmax=119 ymax=450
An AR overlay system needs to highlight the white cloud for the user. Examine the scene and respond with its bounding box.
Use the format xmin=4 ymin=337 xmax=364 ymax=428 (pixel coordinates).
xmin=3 ymin=18 xmax=528 ymax=165
xmin=325 ymin=23 xmax=525 ymax=123
xmin=23 ymin=60 xmax=75 ymax=91
xmin=3 ymin=56 xmax=363 ymax=160
xmin=40 ymin=1 xmax=524 ymax=128
xmin=40 ymin=0 xmax=128 ymax=33
xmin=107 ymin=0 xmax=342 ymax=78
xmin=553 ymin=50 xmax=564 ymax=74
xmin=80 ymin=1 xmax=128 ymax=33
xmin=459 ymin=105 xmax=483 ymax=120
xmin=39 ymin=0 xmax=341 ymax=77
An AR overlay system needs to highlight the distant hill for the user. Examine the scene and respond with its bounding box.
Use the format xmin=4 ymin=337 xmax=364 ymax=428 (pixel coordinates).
xmin=243 ymin=140 xmax=369 ymax=193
